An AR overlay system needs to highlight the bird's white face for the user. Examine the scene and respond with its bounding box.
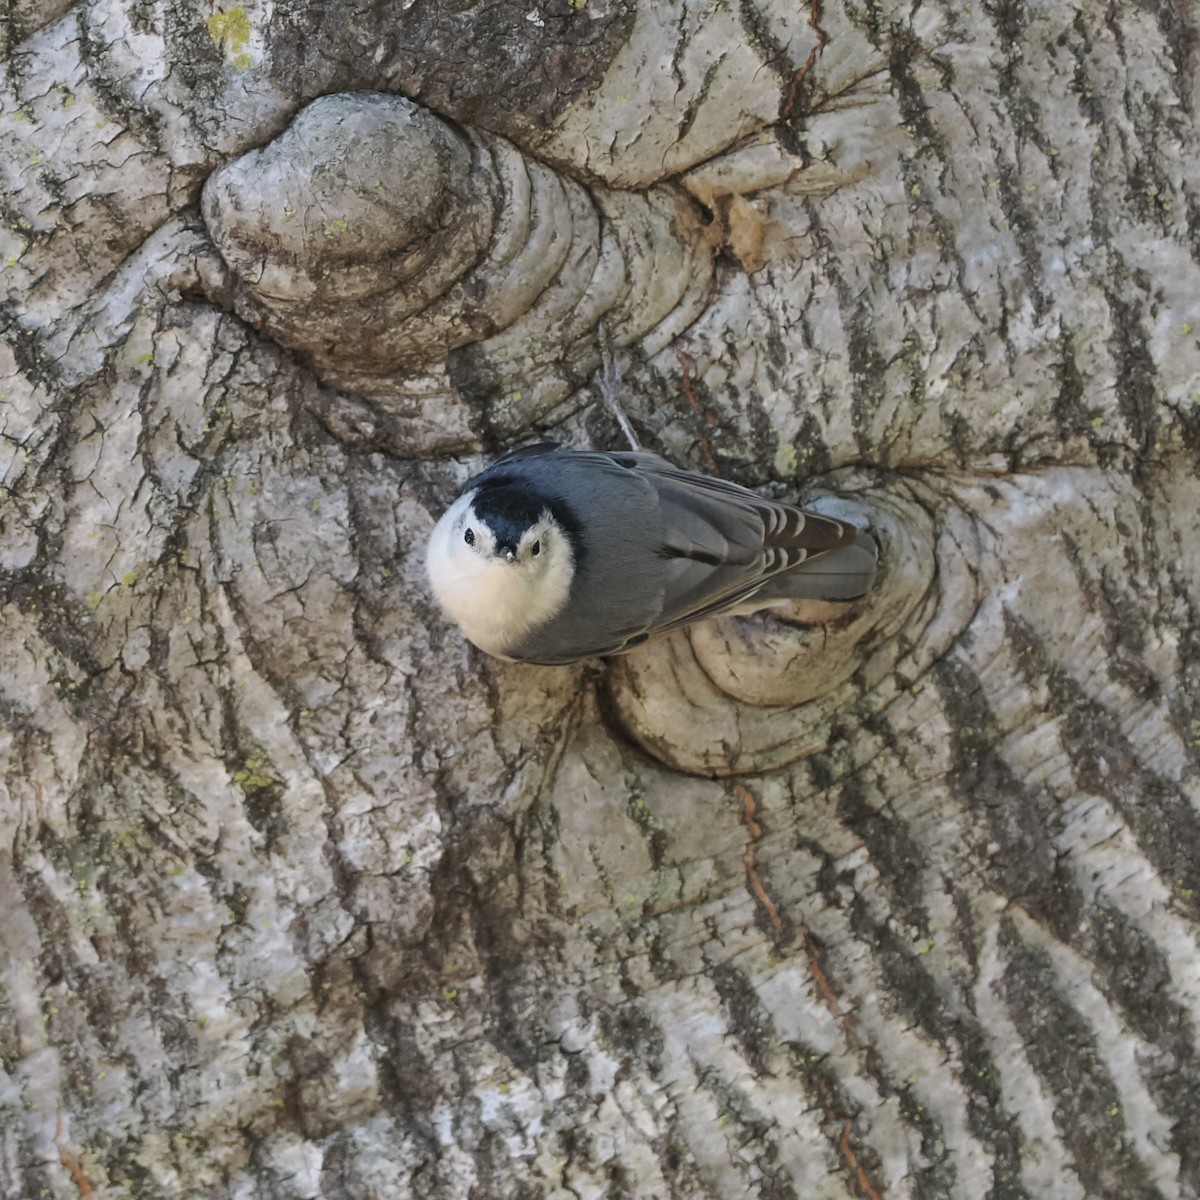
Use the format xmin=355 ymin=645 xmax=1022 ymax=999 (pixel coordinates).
xmin=425 ymin=491 xmax=576 ymax=657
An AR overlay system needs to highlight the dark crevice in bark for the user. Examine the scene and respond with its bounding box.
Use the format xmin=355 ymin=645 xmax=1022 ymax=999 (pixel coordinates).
xmin=999 ymin=924 xmax=1165 ymax=1200
xmin=934 ymin=653 xmax=1059 ymax=904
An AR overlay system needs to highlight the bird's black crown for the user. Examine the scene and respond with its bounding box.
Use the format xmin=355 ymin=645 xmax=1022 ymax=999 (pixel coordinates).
xmin=470 ymin=476 xmax=586 ymax=563
xmin=471 ymin=484 xmax=549 ymax=554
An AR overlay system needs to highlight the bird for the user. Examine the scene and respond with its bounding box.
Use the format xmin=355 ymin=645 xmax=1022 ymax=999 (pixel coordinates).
xmin=424 ymin=442 xmax=877 ymax=666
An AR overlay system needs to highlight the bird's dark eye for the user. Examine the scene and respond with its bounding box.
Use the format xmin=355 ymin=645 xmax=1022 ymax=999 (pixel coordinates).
xmin=464 ymin=528 xmax=476 ymax=546
xmin=531 ymin=540 xmax=541 ymax=556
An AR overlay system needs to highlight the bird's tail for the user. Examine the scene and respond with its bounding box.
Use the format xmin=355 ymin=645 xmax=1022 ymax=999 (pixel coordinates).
xmin=764 ymin=529 xmax=878 ymax=602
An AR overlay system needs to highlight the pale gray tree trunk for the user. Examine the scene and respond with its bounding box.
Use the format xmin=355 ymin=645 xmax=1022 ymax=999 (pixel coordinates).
xmin=3 ymin=1 xmax=1200 ymax=1198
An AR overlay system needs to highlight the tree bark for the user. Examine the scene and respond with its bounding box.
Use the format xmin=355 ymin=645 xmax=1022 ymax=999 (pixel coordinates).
xmin=3 ymin=1 xmax=1200 ymax=1198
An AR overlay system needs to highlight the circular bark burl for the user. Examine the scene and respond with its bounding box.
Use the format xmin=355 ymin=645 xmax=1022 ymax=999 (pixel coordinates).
xmin=604 ymin=475 xmax=979 ymax=776
xmin=200 ymin=92 xmax=715 ymax=455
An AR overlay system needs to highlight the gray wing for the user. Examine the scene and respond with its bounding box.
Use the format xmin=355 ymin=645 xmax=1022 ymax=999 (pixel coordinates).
xmin=624 ymin=454 xmax=873 ymax=636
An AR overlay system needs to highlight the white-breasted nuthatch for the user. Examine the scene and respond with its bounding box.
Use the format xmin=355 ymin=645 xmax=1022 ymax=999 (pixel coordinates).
xmin=425 ymin=443 xmax=877 ymax=665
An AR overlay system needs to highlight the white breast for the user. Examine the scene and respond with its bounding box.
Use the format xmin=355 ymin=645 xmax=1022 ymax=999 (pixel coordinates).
xmin=425 ymin=493 xmax=574 ymax=658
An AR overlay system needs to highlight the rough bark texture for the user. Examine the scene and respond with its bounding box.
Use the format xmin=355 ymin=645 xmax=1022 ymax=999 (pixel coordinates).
xmin=3 ymin=1 xmax=1200 ymax=1198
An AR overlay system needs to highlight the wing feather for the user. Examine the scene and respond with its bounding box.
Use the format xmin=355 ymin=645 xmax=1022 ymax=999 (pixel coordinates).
xmin=624 ymin=456 xmax=863 ymax=641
